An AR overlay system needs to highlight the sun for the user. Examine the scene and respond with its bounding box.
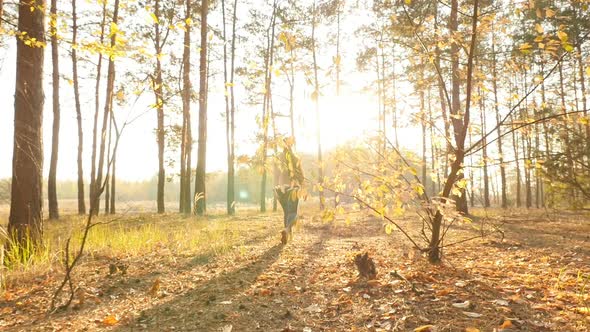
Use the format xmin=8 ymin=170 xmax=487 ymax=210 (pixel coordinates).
xmin=296 ymin=93 xmax=380 ymax=154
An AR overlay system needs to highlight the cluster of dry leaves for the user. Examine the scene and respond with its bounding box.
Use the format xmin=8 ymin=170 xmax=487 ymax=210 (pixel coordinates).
xmin=0 ymin=210 xmax=588 ymax=331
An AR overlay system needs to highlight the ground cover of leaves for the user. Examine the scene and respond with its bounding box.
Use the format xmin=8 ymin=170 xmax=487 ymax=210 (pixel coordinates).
xmin=0 ymin=209 xmax=589 ymax=331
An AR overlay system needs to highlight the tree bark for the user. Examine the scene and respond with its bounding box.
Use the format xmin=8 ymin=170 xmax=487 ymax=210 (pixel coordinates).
xmin=194 ymin=0 xmax=209 ymax=215
xmin=8 ymin=0 xmax=46 ymax=248
xmin=48 ymin=0 xmax=60 ymax=220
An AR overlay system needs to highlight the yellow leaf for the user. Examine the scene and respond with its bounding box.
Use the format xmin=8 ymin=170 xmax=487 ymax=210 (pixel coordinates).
xmin=535 ymin=23 xmax=544 ymax=34
xmin=30 ymin=6 xmax=35 ymax=12
xmin=557 ymin=31 xmax=568 ymax=42
xmin=465 ymin=328 xmax=480 ymax=332
xmin=102 ymin=315 xmax=119 ymax=326
xmin=404 ymin=0 xmax=411 ymax=4
xmin=150 ymin=12 xmax=159 ymax=24
xmin=577 ymin=307 xmax=590 ymax=315
xmin=414 ymin=325 xmax=433 ymax=332
xmin=519 ymin=42 xmax=532 ymax=51
xmin=545 ymin=8 xmax=555 ymax=17
xmin=185 ymin=18 xmax=193 ymax=26
xmin=385 ymin=223 xmax=395 ymax=235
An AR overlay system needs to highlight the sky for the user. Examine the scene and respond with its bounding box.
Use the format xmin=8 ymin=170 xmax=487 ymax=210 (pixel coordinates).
xmin=0 ymin=1 xmax=423 ymax=182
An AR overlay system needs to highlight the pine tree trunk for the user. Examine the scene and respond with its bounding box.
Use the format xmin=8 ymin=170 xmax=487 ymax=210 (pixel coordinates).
xmin=180 ymin=0 xmax=192 ymax=215
xmin=94 ymin=0 xmax=119 ymax=215
xmin=491 ymin=30 xmax=507 ymax=208
xmin=311 ymin=1 xmax=324 ymax=211
xmin=8 ymin=0 xmax=46 ymax=248
xmin=154 ymin=0 xmax=165 ymax=214
xmin=228 ymin=0 xmax=237 ymax=215
xmin=194 ymin=0 xmax=209 ymax=215
xmin=48 ymin=0 xmax=60 ymax=220
xmin=90 ymin=1 xmax=107 ymax=215
xmin=71 ymin=0 xmax=85 ymax=215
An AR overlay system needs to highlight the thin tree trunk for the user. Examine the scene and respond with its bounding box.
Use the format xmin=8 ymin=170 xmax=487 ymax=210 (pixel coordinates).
xmin=8 ymin=0 xmax=46 ymax=248
xmin=90 ymin=1 xmax=107 ymax=215
xmin=71 ymin=0 xmax=85 ymax=215
xmin=312 ymin=1 xmax=324 ymax=210
xmin=429 ymin=0 xmax=479 ymax=263
xmin=94 ymin=0 xmax=119 ymax=215
xmin=259 ymin=2 xmax=277 ymax=213
xmin=194 ymin=0 xmax=209 ymax=215
xmin=48 ymin=0 xmax=60 ymax=220
xmin=180 ymin=0 xmax=192 ymax=214
xmin=491 ymin=29 xmax=507 ymax=208
xmin=228 ymin=0 xmax=238 ymax=214
xmin=153 ymin=0 xmax=165 ymax=214
xmin=479 ymin=86 xmax=490 ymax=208
xmin=104 ymin=112 xmax=112 ymax=214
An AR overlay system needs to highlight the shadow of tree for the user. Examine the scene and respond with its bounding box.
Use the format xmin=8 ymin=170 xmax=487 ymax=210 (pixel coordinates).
xmin=112 ymin=243 xmax=287 ymax=331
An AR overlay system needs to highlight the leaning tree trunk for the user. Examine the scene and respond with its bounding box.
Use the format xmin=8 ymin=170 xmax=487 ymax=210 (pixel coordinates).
xmin=8 ymin=0 xmax=46 ymax=248
xmin=194 ymin=0 xmax=209 ymax=215
xmin=48 ymin=0 xmax=60 ymax=220
xmin=71 ymin=0 xmax=85 ymax=214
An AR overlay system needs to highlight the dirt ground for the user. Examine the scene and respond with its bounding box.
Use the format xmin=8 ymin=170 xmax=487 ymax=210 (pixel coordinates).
xmin=1 ymin=209 xmax=589 ymax=331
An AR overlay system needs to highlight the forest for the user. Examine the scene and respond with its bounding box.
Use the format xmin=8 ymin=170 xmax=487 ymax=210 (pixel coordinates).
xmin=0 ymin=0 xmax=589 ymax=331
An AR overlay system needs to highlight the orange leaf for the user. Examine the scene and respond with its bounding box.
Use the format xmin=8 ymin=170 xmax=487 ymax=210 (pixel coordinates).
xmin=500 ymin=320 xmax=513 ymax=329
xmin=465 ymin=328 xmax=480 ymax=332
xmin=414 ymin=325 xmax=434 ymax=332
xmin=102 ymin=315 xmax=119 ymax=326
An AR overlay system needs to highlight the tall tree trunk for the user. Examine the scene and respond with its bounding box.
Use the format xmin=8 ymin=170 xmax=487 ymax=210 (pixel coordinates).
xmin=94 ymin=0 xmax=119 ymax=215
xmin=228 ymin=0 xmax=237 ymax=214
xmin=222 ymin=0 xmax=237 ymax=215
xmin=259 ymin=2 xmax=277 ymax=213
xmin=153 ymin=0 xmax=165 ymax=214
xmin=491 ymin=29 xmax=507 ymax=208
xmin=8 ymin=0 xmax=46 ymax=248
xmin=90 ymin=1 xmax=107 ymax=215
xmin=71 ymin=0 xmax=85 ymax=215
xmin=180 ymin=0 xmax=192 ymax=215
xmin=194 ymin=0 xmax=209 ymax=215
xmin=312 ymin=1 xmax=324 ymax=210
xmin=48 ymin=0 xmax=60 ymax=220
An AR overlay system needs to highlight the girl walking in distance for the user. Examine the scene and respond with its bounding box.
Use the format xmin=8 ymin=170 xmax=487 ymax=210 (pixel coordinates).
xmin=274 ymin=137 xmax=305 ymax=244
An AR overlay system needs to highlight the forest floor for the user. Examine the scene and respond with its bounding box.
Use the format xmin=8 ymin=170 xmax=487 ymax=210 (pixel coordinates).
xmin=0 ymin=208 xmax=589 ymax=331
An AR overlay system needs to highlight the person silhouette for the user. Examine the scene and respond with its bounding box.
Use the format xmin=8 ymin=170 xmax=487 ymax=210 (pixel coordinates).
xmin=274 ymin=137 xmax=304 ymax=244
